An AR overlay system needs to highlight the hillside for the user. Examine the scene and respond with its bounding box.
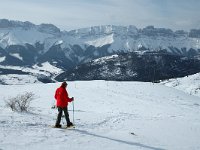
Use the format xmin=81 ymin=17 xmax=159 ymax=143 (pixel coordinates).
xmin=56 ymin=51 xmax=200 ymax=82
xmin=161 ymin=72 xmax=200 ymax=97
xmin=0 ymin=81 xmax=200 ymax=150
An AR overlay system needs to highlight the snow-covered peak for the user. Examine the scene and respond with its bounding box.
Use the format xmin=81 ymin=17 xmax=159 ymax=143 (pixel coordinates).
xmin=0 ymin=56 xmax=5 ymax=62
xmin=36 ymin=23 xmax=61 ymax=35
xmin=92 ymin=54 xmax=119 ymax=64
xmin=10 ymin=53 xmax=23 ymax=61
xmin=33 ymin=62 xmax=63 ymax=75
xmin=0 ymin=19 xmax=60 ymax=34
xmin=0 ymin=31 xmax=21 ymax=47
xmin=0 ymin=26 xmax=56 ymax=49
xmin=68 ymin=25 xmax=138 ymax=37
xmin=0 ymin=19 xmax=34 ymax=29
xmin=0 ymin=19 xmax=61 ymax=49
xmin=85 ymin=34 xmax=114 ymax=47
xmin=127 ymin=25 xmax=138 ymax=34
xmin=54 ymin=40 xmax=63 ymax=46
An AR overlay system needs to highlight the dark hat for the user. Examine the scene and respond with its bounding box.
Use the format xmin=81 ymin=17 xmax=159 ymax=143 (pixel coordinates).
xmin=61 ymin=81 xmax=67 ymax=86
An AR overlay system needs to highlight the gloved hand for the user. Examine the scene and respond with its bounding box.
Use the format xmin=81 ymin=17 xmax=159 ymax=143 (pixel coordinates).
xmin=71 ymin=97 xmax=74 ymax=101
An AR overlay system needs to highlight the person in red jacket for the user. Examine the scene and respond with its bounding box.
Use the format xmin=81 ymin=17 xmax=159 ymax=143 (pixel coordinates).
xmin=54 ymin=81 xmax=74 ymax=128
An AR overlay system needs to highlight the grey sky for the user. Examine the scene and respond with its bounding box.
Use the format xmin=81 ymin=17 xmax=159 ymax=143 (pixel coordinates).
xmin=0 ymin=0 xmax=200 ymax=31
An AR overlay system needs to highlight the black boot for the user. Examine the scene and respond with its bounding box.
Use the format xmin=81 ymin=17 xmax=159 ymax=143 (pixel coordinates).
xmin=67 ymin=122 xmax=74 ymax=127
xmin=54 ymin=124 xmax=62 ymax=128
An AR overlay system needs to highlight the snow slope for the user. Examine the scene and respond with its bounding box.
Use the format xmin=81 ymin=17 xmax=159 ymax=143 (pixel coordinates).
xmin=0 ymin=81 xmax=200 ymax=150
xmin=0 ymin=27 xmax=55 ymax=49
xmin=161 ymin=73 xmax=200 ymax=98
xmin=0 ymin=62 xmax=63 ymax=84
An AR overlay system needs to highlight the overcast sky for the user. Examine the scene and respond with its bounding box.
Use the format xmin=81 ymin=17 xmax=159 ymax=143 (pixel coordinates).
xmin=0 ymin=0 xmax=200 ymax=31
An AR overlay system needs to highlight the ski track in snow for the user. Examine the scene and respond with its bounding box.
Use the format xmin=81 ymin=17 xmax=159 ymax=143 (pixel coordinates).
xmin=0 ymin=81 xmax=200 ymax=150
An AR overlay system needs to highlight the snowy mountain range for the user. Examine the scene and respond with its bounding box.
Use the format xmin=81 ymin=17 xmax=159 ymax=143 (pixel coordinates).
xmin=0 ymin=19 xmax=200 ymax=84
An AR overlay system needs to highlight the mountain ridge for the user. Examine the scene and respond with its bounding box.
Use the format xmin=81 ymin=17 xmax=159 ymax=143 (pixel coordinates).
xmin=0 ymin=19 xmax=200 ymax=84
xmin=55 ymin=51 xmax=200 ymax=82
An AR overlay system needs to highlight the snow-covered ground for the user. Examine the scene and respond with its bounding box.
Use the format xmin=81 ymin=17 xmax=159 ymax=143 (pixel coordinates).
xmin=0 ymin=62 xmax=63 ymax=85
xmin=0 ymin=74 xmax=41 ymax=85
xmin=161 ymin=73 xmax=200 ymax=98
xmin=0 ymin=81 xmax=200 ymax=150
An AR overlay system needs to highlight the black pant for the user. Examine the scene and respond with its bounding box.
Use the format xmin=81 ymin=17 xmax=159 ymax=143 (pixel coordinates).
xmin=55 ymin=107 xmax=71 ymax=125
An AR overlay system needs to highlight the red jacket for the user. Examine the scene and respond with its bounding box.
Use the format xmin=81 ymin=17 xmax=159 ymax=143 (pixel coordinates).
xmin=54 ymin=86 xmax=72 ymax=108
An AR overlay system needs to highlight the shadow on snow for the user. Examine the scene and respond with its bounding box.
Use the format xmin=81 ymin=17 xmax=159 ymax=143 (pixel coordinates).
xmin=74 ymin=129 xmax=165 ymax=150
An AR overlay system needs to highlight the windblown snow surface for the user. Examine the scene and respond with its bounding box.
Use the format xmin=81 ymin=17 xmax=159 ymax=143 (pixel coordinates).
xmin=0 ymin=81 xmax=200 ymax=150
xmin=161 ymin=73 xmax=200 ymax=98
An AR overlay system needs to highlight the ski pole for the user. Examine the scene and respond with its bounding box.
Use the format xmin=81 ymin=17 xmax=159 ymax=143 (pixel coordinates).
xmin=72 ymin=98 xmax=75 ymax=124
